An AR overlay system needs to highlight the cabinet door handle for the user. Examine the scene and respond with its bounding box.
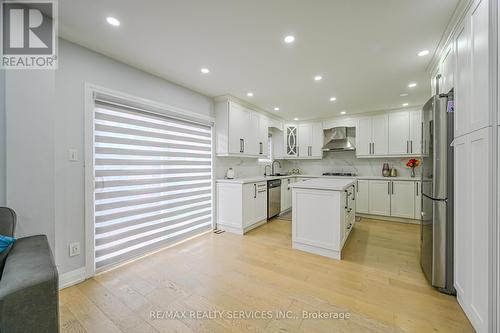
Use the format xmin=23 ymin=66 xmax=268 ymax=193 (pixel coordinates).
xmin=259 ymin=142 xmax=263 ymax=155
xmin=407 ymin=141 xmax=409 ymax=154
xmin=344 ymin=191 xmax=348 ymax=209
xmin=387 ymin=182 xmax=390 ymax=195
xmin=392 ymin=182 xmax=394 ymax=195
xmin=416 ymin=182 xmax=419 ymax=196
xmin=243 ymin=139 xmax=245 ymax=153
xmin=372 ymin=143 xmax=375 ymax=154
xmin=254 ymin=184 xmax=257 ymax=198
xmin=240 ymin=139 xmax=244 ymax=153
xmin=411 ymin=140 xmax=413 ymax=153
xmin=356 ymin=180 xmax=359 ymax=192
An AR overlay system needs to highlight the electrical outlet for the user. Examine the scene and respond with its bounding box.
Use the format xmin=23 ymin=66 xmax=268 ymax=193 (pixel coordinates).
xmin=69 ymin=242 xmax=80 ymax=257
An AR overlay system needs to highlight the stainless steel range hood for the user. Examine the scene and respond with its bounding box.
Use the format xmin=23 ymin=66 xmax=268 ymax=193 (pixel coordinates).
xmin=322 ymin=127 xmax=356 ymax=152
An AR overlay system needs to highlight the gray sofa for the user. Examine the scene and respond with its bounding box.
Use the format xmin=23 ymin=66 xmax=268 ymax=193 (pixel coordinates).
xmin=0 ymin=207 xmax=59 ymax=333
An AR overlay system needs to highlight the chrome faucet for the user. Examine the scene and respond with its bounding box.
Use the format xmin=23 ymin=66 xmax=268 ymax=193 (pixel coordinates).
xmin=271 ymin=160 xmax=281 ymax=176
xmin=264 ymin=165 xmax=272 ymax=176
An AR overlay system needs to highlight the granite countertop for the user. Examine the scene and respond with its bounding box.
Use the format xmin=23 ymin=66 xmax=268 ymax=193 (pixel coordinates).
xmin=216 ymin=174 xmax=421 ymax=184
xmin=288 ymin=178 xmax=356 ymax=191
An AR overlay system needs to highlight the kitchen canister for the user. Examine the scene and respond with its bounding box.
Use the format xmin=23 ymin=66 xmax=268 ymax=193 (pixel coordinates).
xmin=390 ymin=168 xmax=397 ymax=177
xmin=226 ymin=168 xmax=235 ymax=179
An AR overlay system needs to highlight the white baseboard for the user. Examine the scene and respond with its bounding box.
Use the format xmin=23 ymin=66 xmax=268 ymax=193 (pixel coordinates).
xmin=59 ymin=267 xmax=86 ymax=290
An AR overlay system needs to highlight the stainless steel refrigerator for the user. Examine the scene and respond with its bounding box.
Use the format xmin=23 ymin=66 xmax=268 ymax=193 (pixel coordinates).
xmin=420 ymin=92 xmax=455 ymax=294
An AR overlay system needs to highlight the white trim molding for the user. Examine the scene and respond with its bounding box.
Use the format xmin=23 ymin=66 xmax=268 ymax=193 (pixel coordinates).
xmin=59 ymin=267 xmax=86 ymax=290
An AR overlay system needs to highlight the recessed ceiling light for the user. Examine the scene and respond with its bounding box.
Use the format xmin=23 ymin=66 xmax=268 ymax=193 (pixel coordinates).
xmin=408 ymin=82 xmax=417 ymax=88
xmin=400 ymin=93 xmax=409 ymax=97
xmin=314 ymin=75 xmax=323 ymax=81
xmin=340 ymin=111 xmax=347 ymax=115
xmin=284 ymin=35 xmax=295 ymax=44
xmin=418 ymin=50 xmax=430 ymax=57
xmin=293 ymin=117 xmax=299 ymax=121
xmin=402 ymin=103 xmax=409 ymax=107
xmin=329 ymin=97 xmax=337 ymax=102
xmin=106 ymin=17 xmax=120 ymax=26
xmin=274 ymin=107 xmax=280 ymax=111
xmin=200 ymin=68 xmax=210 ymax=74
xmin=247 ymin=92 xmax=254 ymax=97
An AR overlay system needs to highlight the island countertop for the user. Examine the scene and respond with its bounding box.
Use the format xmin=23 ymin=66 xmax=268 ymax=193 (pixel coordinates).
xmin=288 ymin=178 xmax=355 ymax=191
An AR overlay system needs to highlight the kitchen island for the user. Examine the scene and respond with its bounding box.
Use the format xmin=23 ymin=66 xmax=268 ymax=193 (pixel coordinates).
xmin=289 ymin=178 xmax=356 ymax=260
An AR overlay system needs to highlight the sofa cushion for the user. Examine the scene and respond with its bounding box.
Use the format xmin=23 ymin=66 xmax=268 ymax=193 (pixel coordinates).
xmin=0 ymin=243 xmax=13 ymax=279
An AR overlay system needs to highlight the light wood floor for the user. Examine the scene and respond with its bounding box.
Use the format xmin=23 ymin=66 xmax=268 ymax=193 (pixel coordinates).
xmin=60 ymin=217 xmax=474 ymax=332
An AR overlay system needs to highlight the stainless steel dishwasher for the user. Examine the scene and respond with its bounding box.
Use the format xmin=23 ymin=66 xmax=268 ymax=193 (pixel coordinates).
xmin=267 ymin=179 xmax=282 ymax=219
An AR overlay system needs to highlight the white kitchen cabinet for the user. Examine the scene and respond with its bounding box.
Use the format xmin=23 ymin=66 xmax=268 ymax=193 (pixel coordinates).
xmin=409 ymin=111 xmax=422 ymax=155
xmin=217 ymin=181 xmax=268 ymax=234
xmin=368 ymin=180 xmax=391 ymax=216
xmin=356 ymin=117 xmax=372 ymax=156
xmin=355 ymin=179 xmax=369 ymax=214
xmin=388 ymin=112 xmax=411 ymax=155
xmin=454 ymin=21 xmax=471 ymax=138
xmin=390 ymin=181 xmax=416 ymax=219
xmin=216 ymin=100 xmax=264 ymax=158
xmin=280 ymin=177 xmax=294 ymax=212
xmin=440 ymin=44 xmax=455 ymax=94
xmin=469 ymin=0 xmax=490 ymax=132
xmin=356 ymin=115 xmax=388 ymax=157
xmin=284 ymin=124 xmax=298 ymax=158
xmin=257 ymin=114 xmax=269 ymax=157
xmin=297 ymin=123 xmax=323 ymax=159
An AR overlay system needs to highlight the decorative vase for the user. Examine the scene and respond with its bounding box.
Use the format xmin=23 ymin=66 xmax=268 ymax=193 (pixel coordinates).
xmin=382 ymin=163 xmax=390 ymax=177
xmin=226 ymin=168 xmax=235 ymax=179
xmin=410 ymin=167 xmax=416 ymax=178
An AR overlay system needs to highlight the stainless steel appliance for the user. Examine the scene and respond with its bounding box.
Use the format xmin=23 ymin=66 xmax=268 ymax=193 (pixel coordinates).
xmin=267 ymin=179 xmax=282 ymax=219
xmin=322 ymin=127 xmax=356 ymax=152
xmin=322 ymin=172 xmax=357 ymax=177
xmin=420 ymin=92 xmax=455 ymax=294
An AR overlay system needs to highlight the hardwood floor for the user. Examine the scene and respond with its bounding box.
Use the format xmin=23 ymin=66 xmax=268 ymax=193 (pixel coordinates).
xmin=60 ymin=217 xmax=474 ymax=332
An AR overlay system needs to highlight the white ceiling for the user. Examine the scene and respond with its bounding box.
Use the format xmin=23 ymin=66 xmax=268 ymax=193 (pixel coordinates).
xmin=59 ymin=0 xmax=459 ymax=120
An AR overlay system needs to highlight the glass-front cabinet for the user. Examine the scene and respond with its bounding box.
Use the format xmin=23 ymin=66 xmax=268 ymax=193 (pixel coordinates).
xmin=285 ymin=125 xmax=298 ymax=157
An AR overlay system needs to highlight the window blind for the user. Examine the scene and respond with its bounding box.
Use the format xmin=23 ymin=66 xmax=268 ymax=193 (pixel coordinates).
xmin=93 ymin=100 xmax=212 ymax=270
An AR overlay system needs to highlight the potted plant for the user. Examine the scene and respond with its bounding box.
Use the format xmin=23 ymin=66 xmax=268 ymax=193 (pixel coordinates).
xmin=406 ymin=158 xmax=420 ymax=178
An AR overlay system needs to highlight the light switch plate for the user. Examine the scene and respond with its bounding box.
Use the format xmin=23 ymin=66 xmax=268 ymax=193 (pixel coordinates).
xmin=69 ymin=149 xmax=78 ymax=162
xmin=69 ymin=242 xmax=80 ymax=257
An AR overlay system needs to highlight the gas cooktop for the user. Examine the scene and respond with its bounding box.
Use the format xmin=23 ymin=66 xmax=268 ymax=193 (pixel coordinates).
xmin=322 ymin=172 xmax=357 ymax=177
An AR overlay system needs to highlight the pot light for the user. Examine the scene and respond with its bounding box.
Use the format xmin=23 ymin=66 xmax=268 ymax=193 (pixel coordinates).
xmin=400 ymin=93 xmax=409 ymax=97
xmin=408 ymin=82 xmax=417 ymax=88
xmin=247 ymin=92 xmax=254 ymax=97
xmin=329 ymin=97 xmax=337 ymax=102
xmin=402 ymin=103 xmax=409 ymax=107
xmin=314 ymin=75 xmax=323 ymax=81
xmin=106 ymin=17 xmax=120 ymax=26
xmin=284 ymin=35 xmax=295 ymax=44
xmin=418 ymin=50 xmax=430 ymax=57
xmin=293 ymin=117 xmax=299 ymax=121
xmin=274 ymin=107 xmax=280 ymax=111
xmin=200 ymin=68 xmax=210 ymax=74
xmin=340 ymin=111 xmax=347 ymax=115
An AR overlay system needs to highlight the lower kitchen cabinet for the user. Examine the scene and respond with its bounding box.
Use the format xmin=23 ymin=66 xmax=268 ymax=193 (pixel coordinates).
xmin=355 ymin=180 xmax=369 ymax=213
xmin=368 ymin=180 xmax=391 ymax=216
xmin=357 ymin=179 xmax=420 ymax=220
xmin=280 ymin=177 xmax=294 ymax=212
xmin=217 ymin=181 xmax=267 ymax=234
xmin=390 ymin=181 xmax=416 ymax=219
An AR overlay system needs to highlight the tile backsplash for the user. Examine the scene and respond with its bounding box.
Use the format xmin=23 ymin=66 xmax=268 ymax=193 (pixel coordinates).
xmin=214 ymin=151 xmax=422 ymax=179
xmin=282 ymin=151 xmax=422 ymax=178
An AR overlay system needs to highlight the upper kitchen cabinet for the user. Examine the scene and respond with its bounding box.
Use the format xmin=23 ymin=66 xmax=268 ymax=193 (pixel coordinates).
xmin=440 ymin=45 xmax=455 ymax=95
xmin=388 ymin=111 xmax=422 ymax=156
xmin=283 ymin=123 xmax=323 ymax=159
xmin=356 ymin=115 xmax=388 ymax=157
xmin=454 ymin=0 xmax=490 ymax=138
xmin=215 ymin=98 xmax=269 ymax=158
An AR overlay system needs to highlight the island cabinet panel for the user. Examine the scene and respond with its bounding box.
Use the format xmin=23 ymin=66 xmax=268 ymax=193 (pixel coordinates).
xmin=390 ymin=181 xmax=415 ymax=219
xmin=280 ymin=177 xmax=294 ymax=213
xmin=368 ymin=180 xmax=391 ymax=216
xmin=355 ymin=180 xmax=369 ymax=214
xmin=216 ymin=181 xmax=267 ymax=235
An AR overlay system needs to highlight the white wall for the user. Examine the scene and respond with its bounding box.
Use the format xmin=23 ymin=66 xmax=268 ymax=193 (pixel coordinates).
xmin=5 ymin=70 xmax=56 ymax=249
xmin=283 ymin=151 xmax=421 ymax=178
xmin=0 ymin=70 xmax=5 ymax=206
xmin=4 ymin=39 xmax=214 ymax=276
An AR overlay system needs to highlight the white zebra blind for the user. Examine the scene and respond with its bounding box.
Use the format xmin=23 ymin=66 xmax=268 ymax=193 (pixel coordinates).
xmin=93 ymin=100 xmax=212 ymax=270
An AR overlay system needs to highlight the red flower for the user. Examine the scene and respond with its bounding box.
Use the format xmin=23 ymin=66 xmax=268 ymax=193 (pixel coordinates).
xmin=406 ymin=158 xmax=420 ymax=168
